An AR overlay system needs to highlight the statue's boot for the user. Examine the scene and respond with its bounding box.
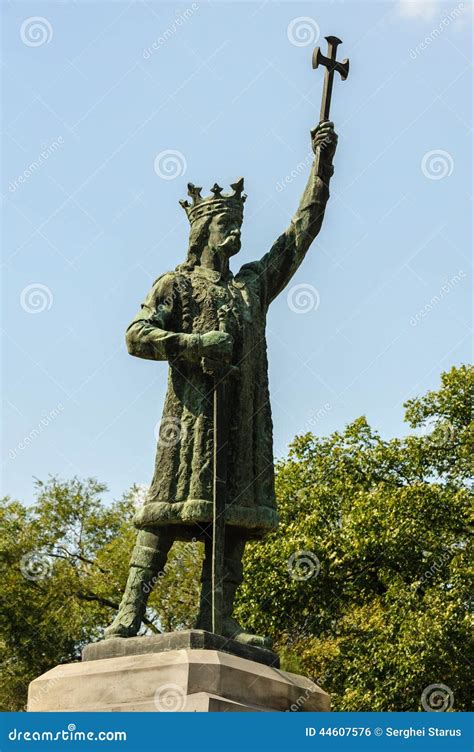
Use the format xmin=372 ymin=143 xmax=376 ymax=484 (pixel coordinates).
xmin=104 ymin=530 xmax=172 ymax=639
xmin=195 ymin=530 xmax=273 ymax=650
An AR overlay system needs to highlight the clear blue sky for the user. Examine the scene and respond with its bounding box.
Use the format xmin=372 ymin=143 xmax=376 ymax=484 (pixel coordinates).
xmin=2 ymin=0 xmax=472 ymax=505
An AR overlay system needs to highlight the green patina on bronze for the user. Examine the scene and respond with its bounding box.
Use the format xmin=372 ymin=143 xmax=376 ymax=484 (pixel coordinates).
xmin=105 ymin=121 xmax=338 ymax=648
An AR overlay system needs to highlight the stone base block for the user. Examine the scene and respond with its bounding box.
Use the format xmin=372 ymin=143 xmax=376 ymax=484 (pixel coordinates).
xmin=28 ymin=644 xmax=329 ymax=712
xmin=82 ymin=629 xmax=280 ymax=668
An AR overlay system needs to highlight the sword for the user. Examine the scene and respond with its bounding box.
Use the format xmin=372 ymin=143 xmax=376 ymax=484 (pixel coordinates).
xmin=202 ymin=305 xmax=236 ymax=635
xmin=211 ymin=370 xmax=228 ymax=635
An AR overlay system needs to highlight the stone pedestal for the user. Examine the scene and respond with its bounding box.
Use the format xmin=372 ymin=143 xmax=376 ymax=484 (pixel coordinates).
xmin=27 ymin=630 xmax=330 ymax=712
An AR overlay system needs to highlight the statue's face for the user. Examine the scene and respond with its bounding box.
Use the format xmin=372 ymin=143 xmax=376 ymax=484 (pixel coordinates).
xmin=208 ymin=211 xmax=242 ymax=257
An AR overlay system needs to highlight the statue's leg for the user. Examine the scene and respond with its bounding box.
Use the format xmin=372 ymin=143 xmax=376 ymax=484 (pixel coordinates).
xmin=104 ymin=528 xmax=173 ymax=639
xmin=222 ymin=529 xmax=273 ymax=649
xmin=195 ymin=528 xmax=273 ymax=649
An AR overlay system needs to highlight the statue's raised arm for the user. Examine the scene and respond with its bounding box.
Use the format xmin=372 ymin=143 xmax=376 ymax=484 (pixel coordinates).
xmin=237 ymin=121 xmax=337 ymax=306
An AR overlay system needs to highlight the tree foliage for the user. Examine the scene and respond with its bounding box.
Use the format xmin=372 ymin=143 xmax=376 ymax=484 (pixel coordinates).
xmin=0 ymin=481 xmax=201 ymax=710
xmin=1 ymin=365 xmax=471 ymax=711
xmin=236 ymin=365 xmax=473 ymax=710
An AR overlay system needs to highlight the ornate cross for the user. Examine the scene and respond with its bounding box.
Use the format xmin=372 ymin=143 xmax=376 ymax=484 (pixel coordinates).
xmin=312 ymin=36 xmax=349 ymax=122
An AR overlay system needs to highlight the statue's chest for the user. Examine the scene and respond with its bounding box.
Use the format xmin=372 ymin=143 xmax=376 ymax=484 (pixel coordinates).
xmin=190 ymin=278 xmax=255 ymax=336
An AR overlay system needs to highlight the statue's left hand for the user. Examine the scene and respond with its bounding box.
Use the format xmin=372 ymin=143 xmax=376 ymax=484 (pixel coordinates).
xmin=311 ymin=120 xmax=338 ymax=160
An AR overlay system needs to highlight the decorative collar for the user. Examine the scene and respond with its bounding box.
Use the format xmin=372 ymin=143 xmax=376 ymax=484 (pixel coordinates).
xmin=191 ymin=266 xmax=234 ymax=284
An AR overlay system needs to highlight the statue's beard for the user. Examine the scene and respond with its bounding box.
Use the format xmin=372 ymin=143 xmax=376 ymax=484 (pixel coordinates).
xmin=213 ymin=233 xmax=241 ymax=257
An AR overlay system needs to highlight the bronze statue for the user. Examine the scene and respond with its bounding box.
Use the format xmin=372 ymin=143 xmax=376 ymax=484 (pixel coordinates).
xmin=106 ymin=37 xmax=347 ymax=647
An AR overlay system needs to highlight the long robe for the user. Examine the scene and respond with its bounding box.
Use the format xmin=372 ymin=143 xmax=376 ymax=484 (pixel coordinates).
xmin=129 ymin=156 xmax=332 ymax=538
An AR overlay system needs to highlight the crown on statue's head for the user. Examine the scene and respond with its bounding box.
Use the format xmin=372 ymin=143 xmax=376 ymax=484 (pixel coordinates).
xmin=180 ymin=178 xmax=246 ymax=225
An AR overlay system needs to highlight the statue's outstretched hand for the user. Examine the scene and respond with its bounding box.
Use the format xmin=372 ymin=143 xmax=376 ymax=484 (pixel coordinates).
xmin=311 ymin=120 xmax=338 ymax=160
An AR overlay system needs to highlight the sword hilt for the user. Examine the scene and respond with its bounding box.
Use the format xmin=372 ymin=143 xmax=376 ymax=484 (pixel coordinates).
xmin=217 ymin=302 xmax=230 ymax=332
xmin=201 ymin=357 xmax=239 ymax=379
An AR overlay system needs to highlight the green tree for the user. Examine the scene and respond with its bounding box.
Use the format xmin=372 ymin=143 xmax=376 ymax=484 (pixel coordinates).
xmin=0 ymin=479 xmax=201 ymax=711
xmin=235 ymin=365 xmax=473 ymax=710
